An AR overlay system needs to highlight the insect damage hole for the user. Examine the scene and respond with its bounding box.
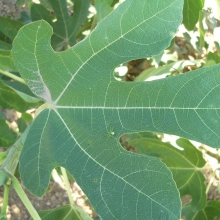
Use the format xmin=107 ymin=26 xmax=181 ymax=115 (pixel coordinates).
xmin=107 ymin=126 xmax=116 ymax=137
xmin=110 ymin=131 xmax=115 ymax=136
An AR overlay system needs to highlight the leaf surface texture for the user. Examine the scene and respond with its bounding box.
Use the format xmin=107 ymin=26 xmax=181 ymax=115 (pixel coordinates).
xmin=13 ymin=0 xmax=190 ymax=219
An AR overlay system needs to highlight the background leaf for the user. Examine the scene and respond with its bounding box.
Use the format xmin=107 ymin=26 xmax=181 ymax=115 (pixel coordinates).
xmin=183 ymin=0 xmax=204 ymax=31
xmin=18 ymin=11 xmax=32 ymax=25
xmin=30 ymin=3 xmax=54 ymax=25
xmin=16 ymin=0 xmax=32 ymax=7
xmin=128 ymin=133 xmax=206 ymax=211
xmin=0 ymin=16 xmax=23 ymax=58
xmin=95 ymin=0 xmax=115 ymax=21
xmin=0 ymin=41 xmax=11 ymax=51
xmin=0 ymin=16 xmax=22 ymax=85
xmin=30 ymin=0 xmax=90 ymax=50
xmin=0 ymin=51 xmax=17 ymax=71
xmin=30 ymin=205 xmax=93 ymax=220
xmin=0 ymin=16 xmax=23 ymax=42
xmin=13 ymin=0 xmax=184 ymax=219
xmin=16 ymin=112 xmax=33 ymax=133
xmin=39 ymin=0 xmax=53 ymax=10
xmin=0 ymin=80 xmax=42 ymax=112
xmin=17 ymin=117 xmax=27 ymax=133
xmin=134 ymin=60 xmax=202 ymax=82
xmin=0 ymin=112 xmax=17 ymax=147
xmin=207 ymin=52 xmax=220 ymax=64
xmin=182 ymin=201 xmax=220 ymax=219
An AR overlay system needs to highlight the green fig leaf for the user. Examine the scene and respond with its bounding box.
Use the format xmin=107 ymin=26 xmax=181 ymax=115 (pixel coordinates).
xmin=183 ymin=0 xmax=204 ymax=30
xmin=13 ymin=0 xmax=190 ymax=218
xmin=128 ymin=133 xmax=206 ymax=212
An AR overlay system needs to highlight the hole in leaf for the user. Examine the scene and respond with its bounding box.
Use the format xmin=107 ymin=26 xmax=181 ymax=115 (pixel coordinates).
xmin=114 ymin=64 xmax=128 ymax=81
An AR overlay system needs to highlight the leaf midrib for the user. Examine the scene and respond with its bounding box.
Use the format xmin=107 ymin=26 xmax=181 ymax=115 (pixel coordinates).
xmin=53 ymin=105 xmax=220 ymax=140
xmin=54 ymin=106 xmax=220 ymax=110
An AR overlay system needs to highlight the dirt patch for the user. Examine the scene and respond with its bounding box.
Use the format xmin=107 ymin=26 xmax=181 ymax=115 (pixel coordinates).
xmin=0 ymin=181 xmax=98 ymax=219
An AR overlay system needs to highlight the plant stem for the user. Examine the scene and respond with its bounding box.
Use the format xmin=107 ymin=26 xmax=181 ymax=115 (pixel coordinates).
xmin=35 ymin=102 xmax=53 ymax=118
xmin=0 ymin=126 xmax=40 ymax=220
xmin=1 ymin=183 xmax=10 ymax=217
xmin=206 ymin=170 xmax=216 ymax=195
xmin=60 ymin=167 xmax=82 ymax=219
xmin=1 ymin=126 xmax=30 ymax=175
xmin=199 ymin=10 xmax=205 ymax=50
xmin=60 ymin=167 xmax=74 ymax=206
xmin=205 ymin=165 xmax=220 ymax=195
xmin=11 ymin=176 xmax=41 ymax=220
xmin=0 ymin=69 xmax=27 ymax=85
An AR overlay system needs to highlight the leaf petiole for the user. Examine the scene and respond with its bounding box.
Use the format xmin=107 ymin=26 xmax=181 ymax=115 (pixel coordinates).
xmin=0 ymin=69 xmax=27 ymax=85
xmin=60 ymin=167 xmax=74 ymax=206
xmin=11 ymin=176 xmax=41 ymax=220
xmin=206 ymin=165 xmax=220 ymax=195
xmin=1 ymin=181 xmax=10 ymax=218
xmin=60 ymin=167 xmax=82 ymax=219
xmin=35 ymin=102 xmax=54 ymax=118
